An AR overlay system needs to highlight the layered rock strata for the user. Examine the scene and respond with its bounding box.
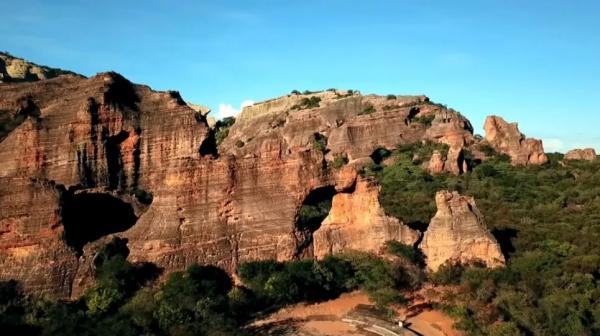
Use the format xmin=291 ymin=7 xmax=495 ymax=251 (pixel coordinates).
xmin=419 ymin=191 xmax=505 ymax=271
xmin=483 ymin=115 xmax=548 ymax=165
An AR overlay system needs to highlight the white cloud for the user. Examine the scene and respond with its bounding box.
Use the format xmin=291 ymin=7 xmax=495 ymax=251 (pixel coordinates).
xmin=217 ymin=103 xmax=239 ymax=119
xmin=241 ymin=100 xmax=254 ymax=108
xmin=216 ymin=100 xmax=254 ymax=120
xmin=542 ymin=138 xmax=564 ymax=153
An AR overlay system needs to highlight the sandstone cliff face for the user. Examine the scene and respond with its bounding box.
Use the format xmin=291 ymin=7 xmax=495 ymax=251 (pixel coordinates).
xmin=0 ymin=52 xmax=80 ymax=83
xmin=564 ymin=148 xmax=597 ymax=161
xmin=419 ymin=191 xmax=505 ymax=271
xmin=313 ymin=177 xmax=420 ymax=258
xmin=483 ymin=115 xmax=548 ymax=165
xmin=0 ymin=63 xmax=494 ymax=297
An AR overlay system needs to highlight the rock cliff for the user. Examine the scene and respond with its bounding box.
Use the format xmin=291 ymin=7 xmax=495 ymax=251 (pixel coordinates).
xmin=0 ymin=58 xmax=521 ymax=297
xmin=564 ymin=148 xmax=597 ymax=161
xmin=419 ymin=191 xmax=505 ymax=271
xmin=483 ymin=115 xmax=548 ymax=165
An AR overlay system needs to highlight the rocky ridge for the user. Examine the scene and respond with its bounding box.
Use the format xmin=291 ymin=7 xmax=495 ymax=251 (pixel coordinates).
xmin=0 ymin=52 xmax=81 ymax=83
xmin=0 ymin=57 xmax=540 ymax=297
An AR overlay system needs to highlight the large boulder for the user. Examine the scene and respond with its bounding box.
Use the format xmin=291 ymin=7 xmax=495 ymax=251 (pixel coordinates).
xmin=564 ymin=148 xmax=597 ymax=161
xmin=483 ymin=115 xmax=548 ymax=165
xmin=420 ymin=191 xmax=505 ymax=271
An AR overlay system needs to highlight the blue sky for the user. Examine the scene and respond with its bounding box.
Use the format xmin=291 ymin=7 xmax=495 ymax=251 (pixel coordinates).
xmin=1 ymin=0 xmax=599 ymax=152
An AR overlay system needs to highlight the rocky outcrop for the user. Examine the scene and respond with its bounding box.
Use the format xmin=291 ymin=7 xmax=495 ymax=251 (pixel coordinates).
xmin=314 ymin=178 xmax=420 ymax=258
xmin=0 ymin=52 xmax=81 ymax=83
xmin=419 ymin=191 xmax=505 ymax=271
xmin=426 ymin=147 xmax=468 ymax=175
xmin=0 ymin=55 xmax=505 ymax=297
xmin=483 ymin=116 xmax=548 ymax=165
xmin=564 ymin=148 xmax=597 ymax=161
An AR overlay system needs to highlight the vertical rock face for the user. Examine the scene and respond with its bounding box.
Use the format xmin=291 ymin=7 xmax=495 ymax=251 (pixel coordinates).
xmin=419 ymin=191 xmax=505 ymax=271
xmin=564 ymin=148 xmax=597 ymax=161
xmin=483 ymin=115 xmax=548 ymax=165
xmin=0 ymin=58 xmax=518 ymax=297
xmin=313 ymin=178 xmax=420 ymax=259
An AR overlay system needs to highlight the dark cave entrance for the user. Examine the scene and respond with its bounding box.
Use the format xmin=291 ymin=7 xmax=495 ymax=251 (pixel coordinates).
xmin=294 ymin=186 xmax=336 ymax=259
xmin=62 ymin=192 xmax=138 ymax=255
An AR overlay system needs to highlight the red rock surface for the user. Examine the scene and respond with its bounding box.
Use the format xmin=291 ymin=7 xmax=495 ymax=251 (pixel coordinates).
xmin=0 ymin=70 xmax=508 ymax=297
xmin=483 ymin=115 xmax=548 ymax=165
xmin=419 ymin=191 xmax=505 ymax=271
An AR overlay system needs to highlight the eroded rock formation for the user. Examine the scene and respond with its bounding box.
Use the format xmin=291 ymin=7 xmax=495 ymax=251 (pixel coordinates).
xmin=564 ymin=148 xmax=597 ymax=161
xmin=419 ymin=191 xmax=505 ymax=271
xmin=483 ymin=115 xmax=548 ymax=165
xmin=0 ymin=57 xmax=518 ymax=297
xmin=314 ymin=177 xmax=420 ymax=258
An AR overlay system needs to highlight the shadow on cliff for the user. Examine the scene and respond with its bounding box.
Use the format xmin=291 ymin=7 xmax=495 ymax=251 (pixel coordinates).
xmin=62 ymin=192 xmax=138 ymax=255
xmin=491 ymin=227 xmax=518 ymax=259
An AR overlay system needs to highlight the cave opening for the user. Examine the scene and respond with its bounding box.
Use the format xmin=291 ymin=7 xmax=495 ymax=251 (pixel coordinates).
xmin=62 ymin=192 xmax=138 ymax=255
xmin=294 ymin=186 xmax=336 ymax=259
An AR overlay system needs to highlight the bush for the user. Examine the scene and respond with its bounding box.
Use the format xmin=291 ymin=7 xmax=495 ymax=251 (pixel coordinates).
xmin=332 ymin=154 xmax=348 ymax=169
xmin=290 ymin=90 xmax=301 ymax=95
xmin=358 ymin=104 xmax=376 ymax=115
xmin=312 ymin=133 xmax=328 ymax=152
xmin=385 ymin=241 xmax=425 ymax=266
xmin=412 ymin=114 xmax=435 ymax=126
xmin=234 ymin=140 xmax=244 ymax=148
xmin=386 ymin=94 xmax=396 ymax=100
xmin=430 ymin=262 xmax=466 ymax=285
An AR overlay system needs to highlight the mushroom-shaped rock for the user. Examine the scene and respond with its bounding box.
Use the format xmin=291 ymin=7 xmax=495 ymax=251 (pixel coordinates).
xmin=420 ymin=191 xmax=505 ymax=271
xmin=483 ymin=116 xmax=548 ymax=165
xmin=314 ymin=178 xmax=420 ymax=258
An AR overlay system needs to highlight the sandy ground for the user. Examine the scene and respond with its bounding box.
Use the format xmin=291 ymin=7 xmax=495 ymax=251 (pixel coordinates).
xmin=251 ymin=290 xmax=462 ymax=336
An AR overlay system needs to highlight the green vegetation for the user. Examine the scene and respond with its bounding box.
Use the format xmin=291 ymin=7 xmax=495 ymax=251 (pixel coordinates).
xmin=290 ymin=89 xmax=301 ymax=95
xmin=291 ymin=96 xmax=321 ymax=110
xmin=332 ymin=154 xmax=349 ymax=169
xmin=386 ymin=94 xmax=397 ymax=100
xmin=234 ymin=140 xmax=244 ymax=148
xmin=312 ymin=132 xmax=328 ymax=153
xmin=358 ymin=104 xmax=376 ymax=115
xmin=214 ymin=116 xmax=235 ymax=146
xmin=370 ymin=143 xmax=600 ymax=336
xmin=412 ymin=114 xmax=435 ymax=126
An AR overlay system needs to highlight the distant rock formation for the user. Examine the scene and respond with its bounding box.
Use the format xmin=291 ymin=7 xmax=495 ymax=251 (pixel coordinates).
xmin=564 ymin=148 xmax=597 ymax=161
xmin=0 ymin=52 xmax=81 ymax=83
xmin=426 ymin=147 xmax=468 ymax=175
xmin=483 ymin=115 xmax=548 ymax=165
xmin=314 ymin=178 xmax=420 ymax=259
xmin=419 ymin=191 xmax=505 ymax=271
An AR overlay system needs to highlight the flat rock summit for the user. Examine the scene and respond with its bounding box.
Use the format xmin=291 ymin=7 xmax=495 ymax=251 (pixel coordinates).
xmin=0 ymin=55 xmax=556 ymax=298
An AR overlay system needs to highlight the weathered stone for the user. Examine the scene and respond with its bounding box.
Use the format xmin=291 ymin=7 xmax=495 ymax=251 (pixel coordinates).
xmin=314 ymin=178 xmax=420 ymax=258
xmin=564 ymin=148 xmax=597 ymax=161
xmin=426 ymin=147 xmax=467 ymax=175
xmin=0 ymin=52 xmax=81 ymax=83
xmin=1 ymin=57 xmax=512 ymax=297
xmin=483 ymin=115 xmax=548 ymax=165
xmin=419 ymin=191 xmax=505 ymax=271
